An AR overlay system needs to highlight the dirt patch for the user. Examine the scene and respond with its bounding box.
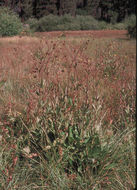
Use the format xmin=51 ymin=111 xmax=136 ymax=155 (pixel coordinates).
xmin=35 ymin=30 xmax=128 ymax=39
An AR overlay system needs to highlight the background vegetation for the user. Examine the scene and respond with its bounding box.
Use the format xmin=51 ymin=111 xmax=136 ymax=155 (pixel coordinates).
xmin=0 ymin=7 xmax=136 ymax=38
xmin=0 ymin=1 xmax=136 ymax=38
xmin=0 ymin=7 xmax=23 ymax=37
xmin=0 ymin=0 xmax=136 ymax=22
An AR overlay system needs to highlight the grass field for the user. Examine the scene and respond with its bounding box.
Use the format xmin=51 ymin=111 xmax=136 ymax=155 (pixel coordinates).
xmin=0 ymin=31 xmax=136 ymax=190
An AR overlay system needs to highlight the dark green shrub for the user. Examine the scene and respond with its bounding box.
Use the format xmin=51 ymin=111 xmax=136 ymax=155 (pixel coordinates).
xmin=76 ymin=15 xmax=99 ymax=30
xmin=108 ymin=10 xmax=118 ymax=24
xmin=0 ymin=6 xmax=14 ymax=15
xmin=76 ymin=8 xmax=89 ymax=16
xmin=124 ymin=14 xmax=136 ymax=38
xmin=106 ymin=22 xmax=126 ymax=30
xmin=98 ymin=21 xmax=108 ymax=29
xmin=57 ymin=22 xmax=81 ymax=31
xmin=25 ymin=18 xmax=39 ymax=32
xmin=0 ymin=7 xmax=23 ymax=37
xmin=112 ymin=22 xmax=126 ymax=30
xmin=124 ymin=14 xmax=136 ymax=28
xmin=35 ymin=14 xmax=101 ymax=32
xmin=57 ymin=14 xmax=81 ymax=31
xmin=38 ymin=14 xmax=61 ymax=32
xmin=59 ymin=14 xmax=74 ymax=25
xmin=127 ymin=25 xmax=136 ymax=38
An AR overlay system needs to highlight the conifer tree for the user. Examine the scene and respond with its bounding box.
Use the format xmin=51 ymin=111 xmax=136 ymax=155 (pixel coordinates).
xmin=59 ymin=0 xmax=76 ymax=16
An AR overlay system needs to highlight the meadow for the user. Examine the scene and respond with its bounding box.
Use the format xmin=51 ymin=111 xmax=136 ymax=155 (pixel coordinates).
xmin=0 ymin=31 xmax=136 ymax=190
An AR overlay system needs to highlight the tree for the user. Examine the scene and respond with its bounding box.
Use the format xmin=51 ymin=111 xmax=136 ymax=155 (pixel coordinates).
xmin=0 ymin=0 xmax=136 ymax=21
xmin=20 ymin=0 xmax=34 ymax=21
xmin=59 ymin=0 xmax=76 ymax=16
xmin=33 ymin=0 xmax=58 ymax=18
xmin=85 ymin=0 xmax=100 ymax=18
xmin=99 ymin=0 xmax=136 ymax=23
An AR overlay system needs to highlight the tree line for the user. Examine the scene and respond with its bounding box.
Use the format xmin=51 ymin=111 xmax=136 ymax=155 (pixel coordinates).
xmin=0 ymin=0 xmax=136 ymax=22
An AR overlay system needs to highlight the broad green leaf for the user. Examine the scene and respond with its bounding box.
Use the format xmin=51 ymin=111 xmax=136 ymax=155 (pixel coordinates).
xmin=68 ymin=126 xmax=74 ymax=143
xmin=0 ymin=80 xmax=6 ymax=88
xmin=84 ymin=137 xmax=91 ymax=144
xmin=68 ymin=97 xmax=73 ymax=106
xmin=105 ymin=163 xmax=117 ymax=169
xmin=74 ymin=125 xmax=79 ymax=138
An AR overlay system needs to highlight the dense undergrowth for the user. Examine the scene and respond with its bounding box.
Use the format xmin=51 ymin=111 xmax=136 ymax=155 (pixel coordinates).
xmin=0 ymin=36 xmax=136 ymax=189
xmin=0 ymin=7 xmax=136 ymax=39
xmin=25 ymin=14 xmax=136 ymax=35
xmin=0 ymin=7 xmax=23 ymax=37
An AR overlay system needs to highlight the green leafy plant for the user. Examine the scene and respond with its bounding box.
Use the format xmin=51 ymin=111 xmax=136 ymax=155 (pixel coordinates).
xmin=124 ymin=14 xmax=136 ymax=38
xmin=25 ymin=18 xmax=39 ymax=32
xmin=127 ymin=25 xmax=136 ymax=38
xmin=76 ymin=15 xmax=100 ymax=30
xmin=0 ymin=7 xmax=23 ymax=37
xmin=38 ymin=14 xmax=61 ymax=32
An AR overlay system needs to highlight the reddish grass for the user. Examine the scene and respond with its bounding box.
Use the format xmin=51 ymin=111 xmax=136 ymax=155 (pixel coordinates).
xmin=35 ymin=30 xmax=128 ymax=39
xmin=0 ymin=30 xmax=135 ymax=127
xmin=0 ymin=30 xmax=136 ymax=189
xmin=0 ymin=30 xmax=135 ymax=138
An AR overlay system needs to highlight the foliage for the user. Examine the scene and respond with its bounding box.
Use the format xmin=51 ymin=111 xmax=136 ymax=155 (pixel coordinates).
xmin=99 ymin=0 xmax=136 ymax=22
xmin=0 ymin=7 xmax=23 ymax=37
xmin=127 ymin=25 xmax=136 ymax=38
xmin=38 ymin=14 xmax=61 ymax=32
xmin=0 ymin=0 xmax=136 ymax=23
xmin=25 ymin=18 xmax=39 ymax=32
xmin=108 ymin=10 xmax=119 ymax=24
xmin=124 ymin=15 xmax=136 ymax=38
xmin=23 ymin=14 xmax=136 ymax=33
xmin=20 ymin=0 xmax=34 ymax=21
xmin=34 ymin=14 xmax=100 ymax=32
xmin=0 ymin=6 xmax=15 ymax=15
xmin=57 ymin=14 xmax=81 ymax=31
xmin=123 ymin=14 xmax=136 ymax=28
xmin=111 ymin=23 xmax=126 ymax=30
xmin=76 ymin=8 xmax=89 ymax=16
xmin=97 ymin=21 xmax=109 ymax=29
xmin=76 ymin=15 xmax=100 ymax=30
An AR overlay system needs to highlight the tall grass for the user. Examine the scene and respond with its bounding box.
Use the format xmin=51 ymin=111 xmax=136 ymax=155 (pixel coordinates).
xmin=0 ymin=36 xmax=136 ymax=189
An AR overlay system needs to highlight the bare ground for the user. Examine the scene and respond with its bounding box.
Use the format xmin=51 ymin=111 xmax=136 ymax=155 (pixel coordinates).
xmin=35 ymin=30 xmax=128 ymax=39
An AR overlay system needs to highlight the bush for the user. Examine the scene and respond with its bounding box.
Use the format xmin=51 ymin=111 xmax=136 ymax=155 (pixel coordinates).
xmin=124 ymin=14 xmax=136 ymax=28
xmin=0 ymin=6 xmax=14 ymax=15
xmin=59 ymin=14 xmax=74 ymax=25
xmin=25 ymin=14 xmax=136 ymax=33
xmin=0 ymin=7 xmax=23 ymax=37
xmin=57 ymin=22 xmax=81 ymax=31
xmin=127 ymin=25 xmax=136 ymax=38
xmin=124 ymin=15 xmax=136 ymax=38
xmin=108 ymin=10 xmax=118 ymax=24
xmin=25 ymin=18 xmax=39 ymax=32
xmin=76 ymin=8 xmax=89 ymax=16
xmin=35 ymin=14 xmax=100 ymax=32
xmin=106 ymin=22 xmax=126 ymax=30
xmin=76 ymin=15 xmax=100 ymax=30
xmin=98 ymin=21 xmax=108 ymax=30
xmin=57 ymin=14 xmax=81 ymax=31
xmin=112 ymin=22 xmax=126 ymax=30
xmin=38 ymin=14 xmax=61 ymax=32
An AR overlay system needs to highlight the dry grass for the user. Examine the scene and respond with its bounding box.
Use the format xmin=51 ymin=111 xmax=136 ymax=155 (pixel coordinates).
xmin=0 ymin=32 xmax=136 ymax=189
